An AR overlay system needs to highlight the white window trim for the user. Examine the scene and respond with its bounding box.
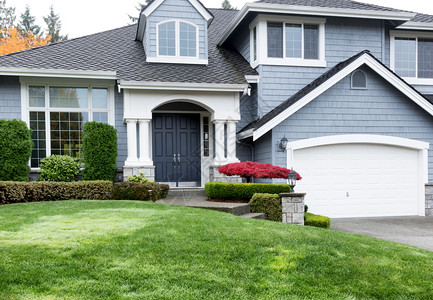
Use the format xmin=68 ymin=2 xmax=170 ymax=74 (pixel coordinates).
xmin=390 ymin=30 xmax=433 ymax=85
xmin=249 ymin=15 xmax=326 ymax=69
xmin=20 ymin=77 xmax=116 ymax=171
xmin=151 ymin=19 xmax=208 ymax=65
xmin=351 ymin=70 xmax=367 ymax=90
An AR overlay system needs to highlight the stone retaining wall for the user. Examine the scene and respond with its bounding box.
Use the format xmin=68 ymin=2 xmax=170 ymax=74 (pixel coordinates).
xmin=279 ymin=193 xmax=306 ymax=225
xmin=426 ymin=184 xmax=433 ymax=216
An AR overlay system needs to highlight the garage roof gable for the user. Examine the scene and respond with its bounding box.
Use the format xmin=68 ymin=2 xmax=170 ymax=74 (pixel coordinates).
xmin=245 ymin=50 xmax=433 ymax=141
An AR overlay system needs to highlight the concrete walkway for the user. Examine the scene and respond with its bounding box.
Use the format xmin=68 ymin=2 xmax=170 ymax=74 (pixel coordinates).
xmin=331 ymin=216 xmax=433 ymax=252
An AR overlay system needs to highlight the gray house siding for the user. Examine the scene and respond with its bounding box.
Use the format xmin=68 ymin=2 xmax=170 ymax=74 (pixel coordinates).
xmin=256 ymin=17 xmax=386 ymax=117
xmin=271 ymin=66 xmax=433 ymax=181
xmin=144 ymin=0 xmax=208 ymax=60
xmin=0 ymin=76 xmax=21 ymax=120
xmin=238 ymin=84 xmax=258 ymax=131
xmin=115 ymin=90 xmax=127 ymax=170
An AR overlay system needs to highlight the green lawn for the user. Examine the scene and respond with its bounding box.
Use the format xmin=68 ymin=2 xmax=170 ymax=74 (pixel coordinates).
xmin=1 ymin=201 xmax=433 ymax=299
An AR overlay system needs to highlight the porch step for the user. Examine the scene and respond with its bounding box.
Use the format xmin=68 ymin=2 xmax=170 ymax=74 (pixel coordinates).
xmin=239 ymin=213 xmax=266 ymax=219
xmin=164 ymin=188 xmax=207 ymax=201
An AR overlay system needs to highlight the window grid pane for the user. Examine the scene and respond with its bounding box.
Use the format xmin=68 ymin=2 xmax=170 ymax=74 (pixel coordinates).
xmin=29 ymin=86 xmax=45 ymax=107
xmin=30 ymin=111 xmax=46 ymax=168
xmin=395 ymin=37 xmax=416 ymax=77
xmin=418 ymin=38 xmax=433 ymax=78
xmin=285 ymin=24 xmax=302 ymax=58
xmin=50 ymin=112 xmax=88 ymax=162
xmin=159 ymin=22 xmax=176 ymax=56
xmin=267 ymin=22 xmax=283 ymax=58
xmin=93 ymin=112 xmax=108 ymax=124
xmin=304 ymin=24 xmax=319 ymax=59
xmin=49 ymin=87 xmax=88 ymax=108
xmin=179 ymin=22 xmax=196 ymax=57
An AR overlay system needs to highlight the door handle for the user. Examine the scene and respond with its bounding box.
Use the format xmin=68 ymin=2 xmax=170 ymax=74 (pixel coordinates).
xmin=173 ymin=154 xmax=176 ymax=167
xmin=177 ymin=153 xmax=181 ymax=167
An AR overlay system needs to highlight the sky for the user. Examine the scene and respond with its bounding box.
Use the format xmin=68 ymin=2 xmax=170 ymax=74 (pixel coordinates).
xmin=9 ymin=0 xmax=433 ymax=39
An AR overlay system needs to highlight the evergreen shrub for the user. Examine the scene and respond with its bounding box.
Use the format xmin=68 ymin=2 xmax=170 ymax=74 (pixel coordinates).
xmin=0 ymin=119 xmax=33 ymax=181
xmin=38 ymin=155 xmax=80 ymax=182
xmin=0 ymin=181 xmax=112 ymax=204
xmin=82 ymin=122 xmax=117 ymax=181
xmin=304 ymin=212 xmax=331 ymax=229
xmin=249 ymin=193 xmax=282 ymax=222
xmin=205 ymin=182 xmax=291 ymax=201
xmin=111 ymin=182 xmax=168 ymax=201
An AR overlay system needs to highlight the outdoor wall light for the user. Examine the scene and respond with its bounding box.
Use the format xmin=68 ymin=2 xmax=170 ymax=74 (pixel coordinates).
xmin=288 ymin=168 xmax=297 ymax=192
xmin=279 ymin=135 xmax=288 ymax=151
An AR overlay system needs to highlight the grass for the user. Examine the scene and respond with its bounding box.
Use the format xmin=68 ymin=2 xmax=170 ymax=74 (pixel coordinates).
xmin=1 ymin=200 xmax=433 ymax=299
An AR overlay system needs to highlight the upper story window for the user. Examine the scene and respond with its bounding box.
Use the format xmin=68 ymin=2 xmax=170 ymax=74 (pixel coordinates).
xmin=391 ymin=31 xmax=433 ymax=84
xmin=157 ymin=20 xmax=198 ymax=58
xmin=250 ymin=15 xmax=326 ymax=69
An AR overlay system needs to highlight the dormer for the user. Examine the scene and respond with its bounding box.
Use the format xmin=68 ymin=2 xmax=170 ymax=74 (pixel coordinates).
xmin=136 ymin=0 xmax=213 ymax=65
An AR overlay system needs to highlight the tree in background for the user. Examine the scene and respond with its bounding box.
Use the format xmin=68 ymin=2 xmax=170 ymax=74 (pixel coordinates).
xmin=221 ymin=0 xmax=235 ymax=10
xmin=128 ymin=1 xmax=152 ymax=23
xmin=0 ymin=26 xmax=50 ymax=55
xmin=0 ymin=0 xmax=15 ymax=28
xmin=43 ymin=5 xmax=67 ymax=43
xmin=18 ymin=5 xmax=41 ymax=37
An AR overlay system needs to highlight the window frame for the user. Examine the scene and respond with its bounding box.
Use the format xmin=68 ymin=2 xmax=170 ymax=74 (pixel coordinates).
xmin=151 ymin=19 xmax=205 ymax=64
xmin=390 ymin=30 xmax=433 ymax=85
xmin=249 ymin=15 xmax=326 ymax=69
xmin=20 ymin=78 xmax=115 ymax=171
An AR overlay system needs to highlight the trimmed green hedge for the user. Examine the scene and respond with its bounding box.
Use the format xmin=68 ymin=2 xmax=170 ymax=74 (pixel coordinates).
xmin=82 ymin=122 xmax=117 ymax=181
xmin=0 ymin=181 xmax=112 ymax=204
xmin=304 ymin=212 xmax=331 ymax=229
xmin=249 ymin=193 xmax=282 ymax=222
xmin=205 ymin=182 xmax=291 ymax=201
xmin=0 ymin=120 xmax=33 ymax=181
xmin=38 ymin=155 xmax=81 ymax=182
xmin=111 ymin=182 xmax=170 ymax=201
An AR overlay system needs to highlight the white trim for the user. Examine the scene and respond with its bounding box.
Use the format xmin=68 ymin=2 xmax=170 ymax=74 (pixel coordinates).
xmin=248 ymin=14 xmax=326 ymax=68
xmin=142 ymin=0 xmax=213 ymax=23
xmin=253 ymin=53 xmax=433 ymax=141
xmin=245 ymin=75 xmax=260 ymax=84
xmin=236 ymin=128 xmax=254 ymax=140
xmin=286 ymin=134 xmax=428 ymax=217
xmin=118 ymin=80 xmax=247 ymax=92
xmin=154 ymin=19 xmax=202 ymax=63
xmin=218 ymin=2 xmax=415 ymax=45
xmin=0 ymin=68 xmax=117 ymax=80
xmin=398 ymin=22 xmax=433 ymax=31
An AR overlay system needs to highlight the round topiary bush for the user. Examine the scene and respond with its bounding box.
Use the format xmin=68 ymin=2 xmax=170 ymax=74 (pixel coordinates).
xmin=38 ymin=155 xmax=80 ymax=182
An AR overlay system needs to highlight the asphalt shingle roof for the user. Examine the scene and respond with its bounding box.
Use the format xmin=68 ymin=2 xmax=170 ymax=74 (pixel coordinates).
xmin=411 ymin=13 xmax=433 ymax=23
xmin=0 ymin=9 xmax=257 ymax=84
xmin=255 ymin=0 xmax=408 ymax=13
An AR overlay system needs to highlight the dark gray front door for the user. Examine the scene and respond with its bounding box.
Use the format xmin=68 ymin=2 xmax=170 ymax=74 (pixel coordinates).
xmin=153 ymin=113 xmax=201 ymax=187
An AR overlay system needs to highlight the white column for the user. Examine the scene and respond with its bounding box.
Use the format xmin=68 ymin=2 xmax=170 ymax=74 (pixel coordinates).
xmin=138 ymin=119 xmax=153 ymax=165
xmin=226 ymin=121 xmax=239 ymax=163
xmin=214 ymin=120 xmax=225 ymax=164
xmin=125 ymin=119 xmax=139 ymax=166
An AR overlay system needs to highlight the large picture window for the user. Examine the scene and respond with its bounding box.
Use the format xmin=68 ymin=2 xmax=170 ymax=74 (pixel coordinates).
xmin=26 ymin=85 xmax=112 ymax=168
xmin=392 ymin=32 xmax=433 ymax=81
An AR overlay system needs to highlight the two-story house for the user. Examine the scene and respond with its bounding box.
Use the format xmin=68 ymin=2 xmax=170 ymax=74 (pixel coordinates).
xmin=1 ymin=0 xmax=433 ymax=218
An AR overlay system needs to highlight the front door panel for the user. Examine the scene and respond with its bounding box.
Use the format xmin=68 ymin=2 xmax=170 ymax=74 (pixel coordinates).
xmin=153 ymin=113 xmax=201 ymax=186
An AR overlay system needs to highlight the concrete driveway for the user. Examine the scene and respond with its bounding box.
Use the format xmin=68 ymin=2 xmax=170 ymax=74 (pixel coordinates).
xmin=331 ymin=216 xmax=433 ymax=252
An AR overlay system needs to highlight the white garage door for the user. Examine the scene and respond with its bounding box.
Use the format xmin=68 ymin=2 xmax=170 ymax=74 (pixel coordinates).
xmin=293 ymin=141 xmax=424 ymax=218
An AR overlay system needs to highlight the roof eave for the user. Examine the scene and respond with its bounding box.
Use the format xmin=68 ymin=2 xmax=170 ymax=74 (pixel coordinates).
xmin=397 ymin=22 xmax=433 ymax=31
xmin=118 ymin=80 xmax=247 ymax=92
xmin=0 ymin=67 xmax=118 ymax=80
xmin=218 ymin=3 xmax=415 ymax=45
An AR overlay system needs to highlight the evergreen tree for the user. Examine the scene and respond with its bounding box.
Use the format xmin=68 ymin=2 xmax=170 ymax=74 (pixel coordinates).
xmin=221 ymin=0 xmax=235 ymax=10
xmin=128 ymin=1 xmax=152 ymax=23
xmin=43 ymin=5 xmax=68 ymax=43
xmin=18 ymin=5 xmax=41 ymax=37
xmin=0 ymin=0 xmax=16 ymax=28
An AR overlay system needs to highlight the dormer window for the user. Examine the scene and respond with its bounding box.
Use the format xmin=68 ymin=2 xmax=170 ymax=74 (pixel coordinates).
xmin=153 ymin=20 xmax=202 ymax=63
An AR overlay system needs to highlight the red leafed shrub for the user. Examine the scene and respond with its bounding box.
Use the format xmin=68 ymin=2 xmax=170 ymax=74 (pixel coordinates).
xmin=219 ymin=161 xmax=302 ymax=180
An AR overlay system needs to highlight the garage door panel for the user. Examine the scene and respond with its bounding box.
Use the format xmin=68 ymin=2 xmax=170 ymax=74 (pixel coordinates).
xmin=294 ymin=143 xmax=420 ymax=218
